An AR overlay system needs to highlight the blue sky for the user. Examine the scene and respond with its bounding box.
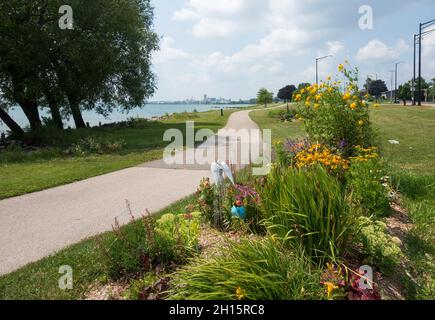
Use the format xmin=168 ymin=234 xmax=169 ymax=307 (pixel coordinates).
xmin=151 ymin=0 xmax=435 ymax=101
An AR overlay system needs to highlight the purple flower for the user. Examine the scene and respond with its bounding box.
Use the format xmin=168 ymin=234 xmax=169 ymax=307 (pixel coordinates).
xmin=338 ymin=139 xmax=348 ymax=149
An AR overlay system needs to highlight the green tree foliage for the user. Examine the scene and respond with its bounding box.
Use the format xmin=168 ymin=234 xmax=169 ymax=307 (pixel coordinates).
xmin=277 ymin=85 xmax=297 ymax=102
xmin=398 ymin=82 xmax=412 ymax=106
xmin=0 ymin=0 xmax=159 ymax=133
xmin=256 ymin=88 xmax=273 ymax=107
xmin=365 ymin=79 xmax=388 ymax=98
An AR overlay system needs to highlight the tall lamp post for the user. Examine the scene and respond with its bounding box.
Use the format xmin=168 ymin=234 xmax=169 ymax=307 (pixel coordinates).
xmin=394 ymin=61 xmax=404 ymax=104
xmin=315 ymin=55 xmax=332 ymax=84
xmin=418 ymin=19 xmax=435 ymax=106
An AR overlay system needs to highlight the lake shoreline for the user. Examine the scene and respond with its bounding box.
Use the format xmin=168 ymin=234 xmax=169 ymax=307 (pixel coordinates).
xmin=0 ymin=103 xmax=251 ymax=134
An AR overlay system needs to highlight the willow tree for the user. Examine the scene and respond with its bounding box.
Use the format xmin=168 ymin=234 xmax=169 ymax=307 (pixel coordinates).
xmin=0 ymin=0 xmax=159 ymax=132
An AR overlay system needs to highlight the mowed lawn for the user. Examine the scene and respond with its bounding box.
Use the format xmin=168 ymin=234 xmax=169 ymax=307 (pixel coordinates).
xmin=0 ymin=109 xmax=239 ymax=199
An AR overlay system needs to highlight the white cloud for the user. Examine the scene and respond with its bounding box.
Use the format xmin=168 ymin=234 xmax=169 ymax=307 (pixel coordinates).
xmin=325 ymin=41 xmax=345 ymax=56
xmin=192 ymin=18 xmax=238 ymax=38
xmin=356 ymin=39 xmax=409 ymax=61
xmin=153 ymin=37 xmax=190 ymax=63
xmin=172 ymin=0 xmax=268 ymax=38
xmin=172 ymin=8 xmax=198 ymax=21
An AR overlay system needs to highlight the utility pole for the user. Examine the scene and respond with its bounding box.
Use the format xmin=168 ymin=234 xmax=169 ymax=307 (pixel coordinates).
xmin=417 ymin=19 xmax=435 ymax=106
xmin=413 ymin=34 xmax=417 ymax=105
xmin=395 ymin=61 xmax=404 ymax=104
xmin=418 ymin=23 xmax=423 ymax=106
xmin=389 ymin=70 xmax=395 ymax=103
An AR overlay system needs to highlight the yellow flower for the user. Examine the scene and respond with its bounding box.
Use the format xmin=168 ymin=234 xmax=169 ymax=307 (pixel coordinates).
xmin=235 ymin=287 xmax=246 ymax=300
xmin=373 ymin=103 xmax=380 ymax=108
xmin=328 ymin=87 xmax=333 ymax=93
xmin=338 ymin=64 xmax=344 ymax=72
xmin=295 ymin=94 xmax=302 ymax=101
xmin=343 ymin=92 xmax=351 ymax=100
xmin=314 ymin=103 xmax=319 ymax=110
xmin=326 ymin=75 xmax=331 ymax=81
xmin=350 ymin=102 xmax=357 ymax=110
xmin=305 ymin=101 xmax=311 ymax=107
xmin=315 ymin=94 xmax=322 ymax=102
xmin=358 ymin=120 xmax=364 ymax=126
xmin=300 ymin=88 xmax=305 ymax=94
xmin=324 ymin=282 xmax=339 ymax=300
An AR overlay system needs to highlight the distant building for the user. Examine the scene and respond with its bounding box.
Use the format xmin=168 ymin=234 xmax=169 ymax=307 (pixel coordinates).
xmin=381 ymin=90 xmax=397 ymax=100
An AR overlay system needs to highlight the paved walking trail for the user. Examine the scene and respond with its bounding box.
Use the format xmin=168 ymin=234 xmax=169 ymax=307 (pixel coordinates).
xmin=0 ymin=108 xmax=268 ymax=276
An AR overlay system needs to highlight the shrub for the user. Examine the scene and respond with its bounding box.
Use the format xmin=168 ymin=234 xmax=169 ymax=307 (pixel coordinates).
xmin=258 ymin=165 xmax=355 ymax=261
xmin=346 ymin=151 xmax=390 ymax=217
xmin=155 ymin=212 xmax=202 ymax=254
xmin=295 ymin=63 xmax=375 ymax=156
xmin=196 ymin=178 xmax=214 ymax=223
xmin=0 ymin=144 xmax=63 ymax=164
xmin=268 ymin=109 xmax=296 ymax=122
xmin=356 ymin=216 xmax=404 ymax=273
xmin=66 ymin=137 xmax=124 ymax=156
xmin=168 ymin=239 xmax=326 ymax=300
xmin=98 ymin=207 xmax=201 ymax=279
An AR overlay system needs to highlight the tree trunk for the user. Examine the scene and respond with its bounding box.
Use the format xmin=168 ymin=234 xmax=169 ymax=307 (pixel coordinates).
xmin=403 ymin=100 xmax=407 ymax=106
xmin=69 ymin=99 xmax=86 ymax=128
xmin=48 ymin=103 xmax=63 ymax=129
xmin=46 ymin=96 xmax=63 ymax=129
xmin=19 ymin=99 xmax=42 ymax=130
xmin=0 ymin=107 xmax=24 ymax=135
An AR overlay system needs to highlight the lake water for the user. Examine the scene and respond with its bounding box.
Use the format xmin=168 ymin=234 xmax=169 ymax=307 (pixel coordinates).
xmin=0 ymin=103 xmax=250 ymax=134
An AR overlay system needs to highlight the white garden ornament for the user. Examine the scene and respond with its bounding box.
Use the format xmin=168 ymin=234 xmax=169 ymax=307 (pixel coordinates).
xmin=210 ymin=161 xmax=234 ymax=230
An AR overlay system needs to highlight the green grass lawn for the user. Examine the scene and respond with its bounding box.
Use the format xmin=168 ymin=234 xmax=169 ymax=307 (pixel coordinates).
xmin=249 ymin=104 xmax=305 ymax=142
xmin=251 ymin=103 xmax=435 ymax=299
xmin=0 ymin=109 xmax=240 ymax=199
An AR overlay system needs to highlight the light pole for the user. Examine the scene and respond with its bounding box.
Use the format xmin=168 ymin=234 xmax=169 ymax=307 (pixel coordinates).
xmin=315 ymin=55 xmax=332 ymax=84
xmin=394 ymin=61 xmax=404 ymax=104
xmin=418 ymin=19 xmax=435 ymax=106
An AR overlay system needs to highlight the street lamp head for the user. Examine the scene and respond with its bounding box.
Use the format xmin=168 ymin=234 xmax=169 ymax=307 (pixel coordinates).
xmin=316 ymin=55 xmax=333 ymax=61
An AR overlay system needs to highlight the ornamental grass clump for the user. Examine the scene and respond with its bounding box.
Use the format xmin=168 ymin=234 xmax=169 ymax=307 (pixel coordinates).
xmin=168 ymin=239 xmax=326 ymax=300
xmin=295 ymin=63 xmax=375 ymax=156
xmin=258 ymin=165 xmax=355 ymax=262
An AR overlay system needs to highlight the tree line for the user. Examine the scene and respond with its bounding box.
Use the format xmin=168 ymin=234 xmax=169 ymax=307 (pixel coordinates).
xmin=0 ymin=0 xmax=159 ymax=136
xmin=256 ymin=83 xmax=311 ymax=107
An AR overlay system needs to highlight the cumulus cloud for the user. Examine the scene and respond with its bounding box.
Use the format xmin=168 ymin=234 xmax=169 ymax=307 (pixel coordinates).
xmin=192 ymin=18 xmax=238 ymax=38
xmin=356 ymin=39 xmax=409 ymax=61
xmin=153 ymin=37 xmax=190 ymax=63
